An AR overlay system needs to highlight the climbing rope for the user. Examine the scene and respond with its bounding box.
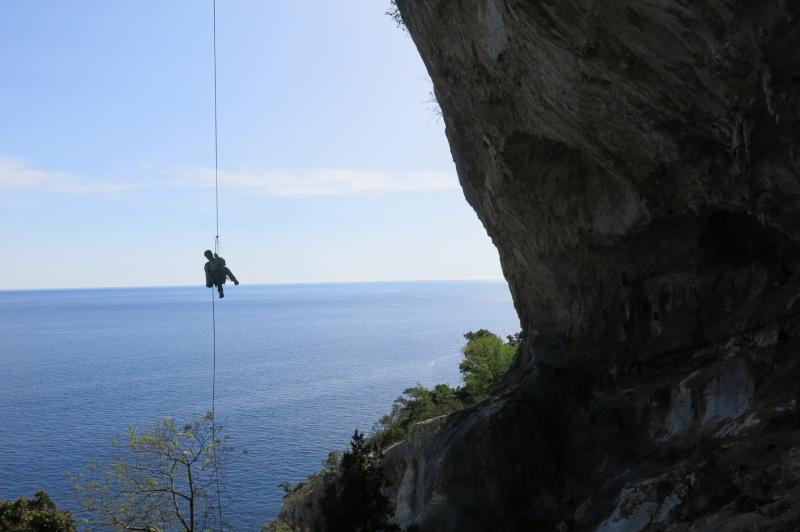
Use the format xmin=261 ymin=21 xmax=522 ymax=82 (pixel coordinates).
xmin=212 ymin=0 xmax=220 ymax=256
xmin=210 ymin=286 xmax=222 ymax=528
xmin=210 ymin=0 xmax=223 ymax=529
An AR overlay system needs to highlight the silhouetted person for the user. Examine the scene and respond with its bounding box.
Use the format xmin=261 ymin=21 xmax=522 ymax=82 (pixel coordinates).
xmin=204 ymin=250 xmax=239 ymax=298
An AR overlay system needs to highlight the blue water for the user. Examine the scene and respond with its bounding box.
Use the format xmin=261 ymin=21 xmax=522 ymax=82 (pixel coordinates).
xmin=0 ymin=281 xmax=518 ymax=529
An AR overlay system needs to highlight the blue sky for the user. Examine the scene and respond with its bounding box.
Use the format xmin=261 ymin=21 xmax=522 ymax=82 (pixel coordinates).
xmin=0 ymin=1 xmax=503 ymax=289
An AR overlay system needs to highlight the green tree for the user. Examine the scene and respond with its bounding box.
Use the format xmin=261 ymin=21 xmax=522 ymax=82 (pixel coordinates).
xmin=0 ymin=491 xmax=76 ymax=532
xmin=462 ymin=329 xmax=495 ymax=342
xmin=71 ymin=412 xmax=232 ymax=531
xmin=277 ymin=328 xmax=521 ymax=527
xmin=322 ymin=450 xmax=343 ymax=472
xmin=371 ymin=384 xmax=463 ymax=450
xmin=369 ymin=330 xmax=520 ymax=449
xmin=460 ymin=330 xmax=518 ymax=402
xmin=506 ymin=331 xmax=522 ymax=346
xmin=321 ymin=430 xmax=399 ymax=532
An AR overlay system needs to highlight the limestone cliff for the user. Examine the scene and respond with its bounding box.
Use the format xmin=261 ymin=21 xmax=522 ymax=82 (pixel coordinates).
xmin=281 ymin=1 xmax=800 ymax=530
xmin=385 ymin=1 xmax=800 ymax=530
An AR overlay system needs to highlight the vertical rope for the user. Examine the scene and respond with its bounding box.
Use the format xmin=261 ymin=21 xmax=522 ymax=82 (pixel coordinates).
xmin=210 ymin=0 xmax=223 ymax=530
xmin=213 ymin=0 xmax=220 ymax=255
xmin=211 ymin=286 xmax=222 ymax=530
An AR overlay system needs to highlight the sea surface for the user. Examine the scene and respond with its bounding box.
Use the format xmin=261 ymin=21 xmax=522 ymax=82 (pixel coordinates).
xmin=0 ymin=281 xmax=518 ymax=529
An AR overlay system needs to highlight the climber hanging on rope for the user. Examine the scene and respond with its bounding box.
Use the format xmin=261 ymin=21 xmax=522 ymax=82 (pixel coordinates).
xmin=204 ymin=249 xmax=239 ymax=298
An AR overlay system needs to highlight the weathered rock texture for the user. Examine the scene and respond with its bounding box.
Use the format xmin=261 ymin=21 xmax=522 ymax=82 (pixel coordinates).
xmin=281 ymin=1 xmax=800 ymax=530
xmin=385 ymin=1 xmax=800 ymax=530
xmin=276 ymin=472 xmax=330 ymax=531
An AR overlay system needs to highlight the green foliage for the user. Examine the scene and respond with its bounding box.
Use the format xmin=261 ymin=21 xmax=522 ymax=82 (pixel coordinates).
xmin=278 ymin=329 xmax=520 ymax=529
xmin=506 ymin=331 xmax=522 ymax=346
xmin=320 ymin=431 xmax=399 ymax=532
xmin=0 ymin=491 xmax=76 ymax=532
xmin=322 ymin=450 xmax=343 ymax=472
xmin=71 ymin=411 xmax=232 ymax=531
xmin=262 ymin=520 xmax=293 ymax=532
xmin=462 ymin=329 xmax=494 ymax=341
xmin=460 ymin=330 xmax=517 ymax=403
xmin=368 ymin=330 xmax=518 ymax=450
xmin=370 ymin=384 xmax=463 ymax=450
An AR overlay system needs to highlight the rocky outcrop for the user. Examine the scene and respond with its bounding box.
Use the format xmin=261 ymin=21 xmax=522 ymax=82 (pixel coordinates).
xmin=382 ymin=318 xmax=800 ymax=530
xmin=280 ymin=1 xmax=800 ymax=530
xmin=275 ymin=473 xmax=331 ymax=532
xmin=398 ymin=0 xmax=800 ymax=363
xmin=383 ymin=1 xmax=800 ymax=530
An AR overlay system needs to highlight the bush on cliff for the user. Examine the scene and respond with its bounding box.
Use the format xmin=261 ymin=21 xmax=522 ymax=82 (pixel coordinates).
xmin=276 ymin=329 xmax=519 ymax=529
xmin=371 ymin=383 xmax=463 ymax=450
xmin=263 ymin=520 xmax=293 ymax=532
xmin=369 ymin=330 xmax=519 ymax=450
xmin=460 ymin=329 xmax=517 ymax=402
xmin=0 ymin=490 xmax=76 ymax=532
xmin=320 ymin=430 xmax=399 ymax=532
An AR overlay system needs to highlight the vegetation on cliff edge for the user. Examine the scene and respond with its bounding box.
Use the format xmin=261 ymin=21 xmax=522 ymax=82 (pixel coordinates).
xmin=370 ymin=329 xmax=519 ymax=450
xmin=271 ymin=329 xmax=519 ymax=530
xmin=0 ymin=491 xmax=76 ymax=532
xmin=320 ymin=430 xmax=399 ymax=532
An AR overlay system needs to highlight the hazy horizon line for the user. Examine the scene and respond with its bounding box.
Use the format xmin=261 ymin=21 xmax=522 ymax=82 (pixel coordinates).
xmin=0 ymin=277 xmax=508 ymax=293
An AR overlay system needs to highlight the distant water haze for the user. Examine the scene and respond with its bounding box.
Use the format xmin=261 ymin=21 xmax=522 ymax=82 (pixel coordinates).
xmin=0 ymin=280 xmax=518 ymax=529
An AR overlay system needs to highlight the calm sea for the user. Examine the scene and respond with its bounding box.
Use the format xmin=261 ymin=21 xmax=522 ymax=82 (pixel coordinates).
xmin=0 ymin=281 xmax=517 ymax=529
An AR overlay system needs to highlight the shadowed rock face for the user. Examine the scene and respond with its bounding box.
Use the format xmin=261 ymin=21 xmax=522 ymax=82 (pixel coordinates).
xmin=399 ymin=0 xmax=800 ymax=367
xmin=380 ymin=1 xmax=800 ymax=530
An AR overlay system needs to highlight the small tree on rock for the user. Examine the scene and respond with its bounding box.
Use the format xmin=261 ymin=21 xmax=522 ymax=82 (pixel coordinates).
xmin=460 ymin=330 xmax=518 ymax=403
xmin=371 ymin=384 xmax=462 ymax=450
xmin=71 ymin=411 xmax=232 ymax=531
xmin=320 ymin=430 xmax=399 ymax=532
